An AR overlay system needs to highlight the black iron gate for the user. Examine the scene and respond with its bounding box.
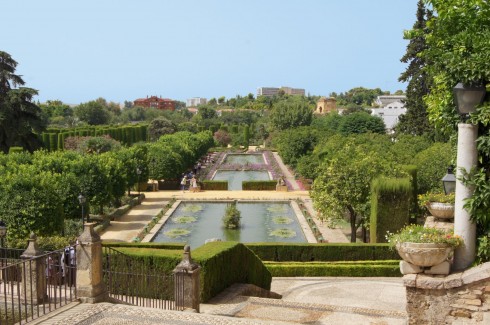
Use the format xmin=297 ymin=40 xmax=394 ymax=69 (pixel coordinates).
xmin=0 ymin=246 xmax=78 ymax=325
xmin=102 ymin=246 xmax=184 ymax=310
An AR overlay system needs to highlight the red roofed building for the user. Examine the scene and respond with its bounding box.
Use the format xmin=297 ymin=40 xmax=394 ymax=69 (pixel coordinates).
xmin=133 ymin=95 xmax=175 ymax=111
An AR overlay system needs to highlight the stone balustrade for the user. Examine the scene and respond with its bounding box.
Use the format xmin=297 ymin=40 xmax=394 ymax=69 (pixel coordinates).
xmin=404 ymin=262 xmax=490 ymax=324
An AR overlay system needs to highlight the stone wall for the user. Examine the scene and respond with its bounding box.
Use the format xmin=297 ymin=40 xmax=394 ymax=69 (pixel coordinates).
xmin=404 ymin=262 xmax=490 ymax=324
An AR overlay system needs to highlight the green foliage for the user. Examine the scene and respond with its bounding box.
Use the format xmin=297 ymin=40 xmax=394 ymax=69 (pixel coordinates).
xmin=370 ymin=177 xmax=412 ymax=243
xmin=74 ymin=100 xmax=112 ymax=125
xmin=396 ymin=0 xmax=433 ymax=136
xmin=193 ymin=242 xmax=271 ymax=302
xmin=0 ymin=51 xmax=46 ymax=153
xmin=245 ymin=243 xmax=399 ymax=261
xmin=311 ymin=134 xmax=404 ymax=242
xmin=269 ymin=100 xmax=313 ymax=130
xmin=8 ymin=146 xmax=23 ymax=153
xmin=201 ymin=180 xmax=228 ymax=190
xmin=77 ymin=136 xmax=121 ymax=154
xmin=413 ymin=142 xmax=453 ymax=194
xmin=0 ymin=165 xmax=64 ymax=240
xmin=338 ymin=111 xmax=386 ymax=135
xmin=272 ymin=127 xmax=318 ymax=167
xmin=147 ymin=116 xmax=176 ymax=141
xmin=334 ymin=87 xmax=387 ymax=107
xmin=222 ymin=201 xmax=241 ymax=229
xmin=265 ymin=261 xmax=400 ymax=277
xmin=418 ymin=192 xmax=455 ymax=206
xmin=242 ymin=181 xmax=277 ymax=191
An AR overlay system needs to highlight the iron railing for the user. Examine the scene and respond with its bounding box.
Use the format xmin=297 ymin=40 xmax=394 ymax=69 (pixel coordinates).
xmin=0 ymin=246 xmax=77 ymax=325
xmin=102 ymin=246 xmax=183 ymax=310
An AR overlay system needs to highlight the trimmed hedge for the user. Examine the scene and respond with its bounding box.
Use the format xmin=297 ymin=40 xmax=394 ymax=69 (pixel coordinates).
xmin=103 ymin=241 xmax=271 ymax=303
xmin=201 ymin=180 xmax=228 ymax=190
xmin=245 ymin=243 xmax=399 ymax=262
xmin=370 ymin=177 xmax=411 ymax=243
xmin=242 ymin=180 xmax=277 ymax=191
xmin=193 ymin=242 xmax=271 ymax=302
xmin=265 ymin=260 xmax=401 ymax=277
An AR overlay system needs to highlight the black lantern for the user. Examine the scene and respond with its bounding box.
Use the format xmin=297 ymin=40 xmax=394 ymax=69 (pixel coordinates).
xmin=136 ymin=167 xmax=142 ymax=195
xmin=78 ymin=194 xmax=86 ymax=227
xmin=453 ymin=83 xmax=486 ymax=116
xmin=442 ymin=166 xmax=456 ymax=195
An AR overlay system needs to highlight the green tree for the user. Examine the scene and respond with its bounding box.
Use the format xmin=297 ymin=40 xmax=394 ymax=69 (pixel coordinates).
xmin=273 ymin=127 xmax=318 ymax=167
xmin=147 ymin=116 xmax=176 ymax=141
xmin=74 ymin=100 xmax=112 ymax=125
xmin=0 ymin=51 xmax=46 ymax=153
xmin=338 ymin=111 xmax=386 ymax=135
xmin=419 ymin=1 xmax=490 ymax=257
xmin=396 ymin=0 xmax=433 ymax=136
xmin=270 ymin=100 xmax=313 ymax=130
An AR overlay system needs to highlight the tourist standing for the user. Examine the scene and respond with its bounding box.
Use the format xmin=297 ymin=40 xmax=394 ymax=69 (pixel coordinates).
xmin=180 ymin=175 xmax=187 ymax=192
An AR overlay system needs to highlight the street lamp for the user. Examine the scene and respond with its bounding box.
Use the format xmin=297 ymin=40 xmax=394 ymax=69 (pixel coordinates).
xmin=136 ymin=167 xmax=142 ymax=195
xmin=441 ymin=166 xmax=456 ymax=195
xmin=452 ymin=82 xmax=486 ymax=270
xmin=78 ymin=194 xmax=86 ymax=229
xmin=453 ymin=83 xmax=486 ymax=117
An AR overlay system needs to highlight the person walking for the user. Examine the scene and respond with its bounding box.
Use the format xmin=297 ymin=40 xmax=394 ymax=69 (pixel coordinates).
xmin=180 ymin=175 xmax=187 ymax=192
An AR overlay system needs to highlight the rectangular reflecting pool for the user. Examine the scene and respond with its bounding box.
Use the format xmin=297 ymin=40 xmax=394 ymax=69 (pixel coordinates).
xmin=222 ymin=153 xmax=265 ymax=165
xmin=150 ymin=201 xmax=307 ymax=248
xmin=212 ymin=170 xmax=270 ymax=190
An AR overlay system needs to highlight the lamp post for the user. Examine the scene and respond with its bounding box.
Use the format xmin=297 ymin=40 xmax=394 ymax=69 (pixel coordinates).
xmin=452 ymin=82 xmax=486 ymax=270
xmin=78 ymin=194 xmax=86 ymax=230
xmin=441 ymin=166 xmax=456 ymax=195
xmin=136 ymin=167 xmax=142 ymax=195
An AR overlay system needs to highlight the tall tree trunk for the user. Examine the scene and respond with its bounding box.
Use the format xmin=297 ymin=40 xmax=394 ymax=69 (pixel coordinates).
xmin=347 ymin=206 xmax=357 ymax=243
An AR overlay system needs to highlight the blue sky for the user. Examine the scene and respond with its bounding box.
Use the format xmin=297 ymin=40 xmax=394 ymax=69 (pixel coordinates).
xmin=4 ymin=0 xmax=417 ymax=104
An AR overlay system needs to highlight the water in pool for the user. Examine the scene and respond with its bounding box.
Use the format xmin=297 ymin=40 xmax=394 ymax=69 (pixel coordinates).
xmin=151 ymin=201 xmax=306 ymax=248
xmin=212 ymin=170 xmax=270 ymax=190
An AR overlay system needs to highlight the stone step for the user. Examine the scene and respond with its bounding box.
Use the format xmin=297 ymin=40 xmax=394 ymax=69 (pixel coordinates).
xmin=205 ymin=295 xmax=408 ymax=324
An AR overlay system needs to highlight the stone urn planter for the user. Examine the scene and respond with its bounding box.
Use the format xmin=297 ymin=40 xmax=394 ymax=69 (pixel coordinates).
xmin=396 ymin=242 xmax=453 ymax=267
xmin=427 ymin=202 xmax=455 ymax=219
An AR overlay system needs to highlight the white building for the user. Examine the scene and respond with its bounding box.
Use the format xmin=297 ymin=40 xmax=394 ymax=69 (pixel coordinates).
xmin=374 ymin=95 xmax=406 ymax=107
xmin=256 ymin=86 xmax=305 ymax=97
xmin=186 ymin=97 xmax=207 ymax=107
xmin=371 ymin=101 xmax=407 ymax=132
xmin=257 ymin=87 xmax=280 ymax=97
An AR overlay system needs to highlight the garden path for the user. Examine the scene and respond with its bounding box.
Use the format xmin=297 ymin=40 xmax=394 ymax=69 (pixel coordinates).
xmin=100 ymin=197 xmax=170 ymax=242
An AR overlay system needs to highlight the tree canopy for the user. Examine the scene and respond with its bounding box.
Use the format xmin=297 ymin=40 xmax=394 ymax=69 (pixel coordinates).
xmin=0 ymin=51 xmax=45 ymax=153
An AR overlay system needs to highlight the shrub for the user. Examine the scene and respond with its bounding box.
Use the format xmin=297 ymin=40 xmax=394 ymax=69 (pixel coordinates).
xmin=242 ymin=181 xmax=277 ymax=190
xmin=201 ymin=180 xmax=228 ymax=190
xmin=370 ymin=177 xmax=411 ymax=243
xmin=223 ymin=201 xmax=241 ymax=229
xmin=245 ymin=243 xmax=399 ymax=262
xmin=265 ymin=261 xmax=401 ymax=277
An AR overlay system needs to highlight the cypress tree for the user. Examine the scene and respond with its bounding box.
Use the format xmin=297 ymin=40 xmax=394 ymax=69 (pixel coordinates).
xmin=396 ymin=0 xmax=433 ymax=137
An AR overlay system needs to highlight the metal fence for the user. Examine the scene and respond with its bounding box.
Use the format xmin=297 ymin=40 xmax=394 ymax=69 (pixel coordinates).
xmin=0 ymin=246 xmax=77 ymax=325
xmin=102 ymin=246 xmax=183 ymax=310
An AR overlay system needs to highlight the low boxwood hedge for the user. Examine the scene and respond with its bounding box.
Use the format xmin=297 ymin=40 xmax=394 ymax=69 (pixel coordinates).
xmin=242 ymin=181 xmax=277 ymax=191
xmin=265 ymin=260 xmax=400 ymax=277
xmin=103 ymin=241 xmax=270 ymax=302
xmin=245 ymin=243 xmax=399 ymax=262
xmin=201 ymin=180 xmax=228 ymax=190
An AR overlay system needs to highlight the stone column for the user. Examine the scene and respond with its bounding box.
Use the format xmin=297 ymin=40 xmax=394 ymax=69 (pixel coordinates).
xmin=20 ymin=233 xmax=46 ymax=304
xmin=454 ymin=123 xmax=478 ymax=271
xmin=173 ymin=245 xmax=200 ymax=312
xmin=76 ymin=223 xmax=107 ymax=303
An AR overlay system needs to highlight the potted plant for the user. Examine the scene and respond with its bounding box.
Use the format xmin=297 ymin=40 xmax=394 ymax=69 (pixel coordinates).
xmin=387 ymin=224 xmax=463 ymax=268
xmin=418 ymin=192 xmax=455 ymax=219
